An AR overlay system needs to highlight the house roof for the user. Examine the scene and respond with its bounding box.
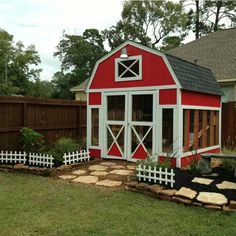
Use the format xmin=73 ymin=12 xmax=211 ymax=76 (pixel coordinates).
xmin=70 ymin=79 xmax=88 ymax=92
xmin=82 ymin=40 xmax=222 ymax=96
xmin=165 ymin=54 xmax=223 ymax=95
xmin=168 ymin=28 xmax=236 ymax=82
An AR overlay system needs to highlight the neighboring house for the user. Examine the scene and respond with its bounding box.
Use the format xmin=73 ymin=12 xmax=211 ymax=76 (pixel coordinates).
xmin=70 ymin=79 xmax=88 ymax=101
xmin=85 ymin=41 xmax=222 ymax=168
xmin=168 ymin=28 xmax=236 ymax=103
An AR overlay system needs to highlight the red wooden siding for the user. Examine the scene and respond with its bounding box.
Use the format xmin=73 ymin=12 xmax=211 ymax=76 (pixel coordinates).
xmin=89 ymin=148 xmax=101 ymax=158
xmin=159 ymin=89 xmax=177 ymax=105
xmin=89 ymin=93 xmax=102 ymax=105
xmin=181 ymin=90 xmax=220 ymax=107
xmin=89 ymin=44 xmax=176 ymax=90
xmin=180 ymin=148 xmax=220 ymax=167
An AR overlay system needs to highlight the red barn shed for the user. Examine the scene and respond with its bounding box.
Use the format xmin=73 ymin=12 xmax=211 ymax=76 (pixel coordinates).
xmin=86 ymin=41 xmax=223 ymax=168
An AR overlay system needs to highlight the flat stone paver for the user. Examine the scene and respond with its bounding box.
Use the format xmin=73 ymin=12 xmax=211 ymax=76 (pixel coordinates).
xmin=95 ymin=179 xmax=122 ymax=187
xmin=72 ymin=176 xmax=98 ymax=184
xmin=127 ymin=165 xmax=136 ymax=170
xmin=110 ymin=165 xmax=126 ymax=169
xmin=90 ymin=171 xmax=109 ymax=176
xmin=72 ymin=170 xmax=87 ymax=175
xmin=100 ymin=162 xmax=117 ymax=166
xmin=175 ymin=187 xmax=197 ymax=199
xmin=109 ymin=169 xmax=133 ymax=175
xmin=88 ymin=165 xmax=108 ymax=171
xmin=216 ymin=181 xmax=236 ymax=190
xmin=192 ymin=177 xmax=214 ymax=185
xmin=197 ymin=192 xmax=228 ymax=206
xmin=59 ymin=175 xmax=77 ymax=180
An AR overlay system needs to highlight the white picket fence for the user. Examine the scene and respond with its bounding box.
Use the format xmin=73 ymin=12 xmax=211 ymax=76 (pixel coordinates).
xmin=63 ymin=150 xmax=90 ymax=165
xmin=0 ymin=151 xmax=27 ymax=164
xmin=29 ymin=153 xmax=54 ymax=168
xmin=137 ymin=164 xmax=175 ymax=188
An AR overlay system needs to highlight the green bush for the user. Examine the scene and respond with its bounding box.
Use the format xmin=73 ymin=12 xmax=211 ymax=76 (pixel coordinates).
xmin=221 ymin=158 xmax=236 ymax=172
xmin=20 ymin=127 xmax=45 ymax=153
xmin=51 ymin=137 xmax=81 ymax=166
xmin=189 ymin=157 xmax=199 ymax=175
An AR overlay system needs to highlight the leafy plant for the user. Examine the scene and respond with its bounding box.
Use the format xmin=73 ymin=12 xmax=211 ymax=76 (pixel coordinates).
xmin=221 ymin=158 xmax=236 ymax=172
xmin=50 ymin=137 xmax=81 ymax=166
xmin=20 ymin=127 xmax=45 ymax=153
xmin=189 ymin=157 xmax=199 ymax=175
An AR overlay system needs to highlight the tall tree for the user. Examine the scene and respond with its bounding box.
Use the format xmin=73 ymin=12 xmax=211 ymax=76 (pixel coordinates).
xmin=104 ymin=0 xmax=189 ymax=50
xmin=0 ymin=28 xmax=41 ymax=95
xmin=53 ymin=29 xmax=107 ymax=99
xmin=186 ymin=0 xmax=236 ymax=39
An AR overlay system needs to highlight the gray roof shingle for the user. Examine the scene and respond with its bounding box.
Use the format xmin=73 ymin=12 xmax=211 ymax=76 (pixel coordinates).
xmin=165 ymin=54 xmax=223 ymax=96
xmin=168 ymin=28 xmax=236 ymax=81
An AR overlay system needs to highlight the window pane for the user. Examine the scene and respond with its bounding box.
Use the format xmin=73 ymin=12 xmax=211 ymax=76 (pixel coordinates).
xmin=91 ymin=108 xmax=99 ymax=146
xmin=117 ymin=59 xmax=140 ymax=79
xmin=162 ymin=109 xmax=173 ymax=153
xmin=132 ymin=94 xmax=153 ymax=122
xmin=107 ymin=95 xmax=125 ymax=121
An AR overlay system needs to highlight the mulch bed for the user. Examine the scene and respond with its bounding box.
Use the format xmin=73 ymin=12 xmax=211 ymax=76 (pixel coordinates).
xmin=174 ymin=167 xmax=236 ymax=201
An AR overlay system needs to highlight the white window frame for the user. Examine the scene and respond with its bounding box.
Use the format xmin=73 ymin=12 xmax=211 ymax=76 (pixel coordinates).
xmin=115 ymin=55 xmax=142 ymax=82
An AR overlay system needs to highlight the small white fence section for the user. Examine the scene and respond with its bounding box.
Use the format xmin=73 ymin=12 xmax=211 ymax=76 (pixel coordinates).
xmin=63 ymin=150 xmax=90 ymax=165
xmin=29 ymin=153 xmax=54 ymax=168
xmin=137 ymin=164 xmax=175 ymax=188
xmin=0 ymin=151 xmax=27 ymax=164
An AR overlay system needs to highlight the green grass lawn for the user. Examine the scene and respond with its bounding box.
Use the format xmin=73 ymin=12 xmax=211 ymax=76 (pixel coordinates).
xmin=0 ymin=172 xmax=236 ymax=236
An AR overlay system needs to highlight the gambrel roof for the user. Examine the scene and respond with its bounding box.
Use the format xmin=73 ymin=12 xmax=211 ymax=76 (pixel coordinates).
xmin=85 ymin=41 xmax=223 ymax=96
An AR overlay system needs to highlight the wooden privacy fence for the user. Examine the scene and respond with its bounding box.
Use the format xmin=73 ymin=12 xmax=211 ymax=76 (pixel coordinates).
xmin=222 ymin=102 xmax=236 ymax=147
xmin=0 ymin=96 xmax=87 ymax=150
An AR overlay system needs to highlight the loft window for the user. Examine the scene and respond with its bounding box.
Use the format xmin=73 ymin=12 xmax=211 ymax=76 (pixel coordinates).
xmin=115 ymin=56 xmax=142 ymax=81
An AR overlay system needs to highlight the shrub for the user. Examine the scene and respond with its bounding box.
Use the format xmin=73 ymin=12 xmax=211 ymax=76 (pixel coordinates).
xmin=51 ymin=137 xmax=81 ymax=166
xmin=189 ymin=157 xmax=199 ymax=175
xmin=221 ymin=158 xmax=236 ymax=172
xmin=20 ymin=127 xmax=45 ymax=153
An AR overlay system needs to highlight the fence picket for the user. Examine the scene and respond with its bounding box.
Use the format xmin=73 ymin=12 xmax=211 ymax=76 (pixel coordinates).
xmin=63 ymin=150 xmax=90 ymax=165
xmin=0 ymin=151 xmax=27 ymax=164
xmin=29 ymin=153 xmax=54 ymax=168
xmin=137 ymin=164 xmax=175 ymax=188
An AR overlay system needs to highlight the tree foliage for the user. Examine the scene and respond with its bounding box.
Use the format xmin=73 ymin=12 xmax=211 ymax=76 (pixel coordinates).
xmin=186 ymin=0 xmax=236 ymax=39
xmin=0 ymin=29 xmax=41 ymax=96
xmin=104 ymin=0 xmax=189 ymax=50
xmin=53 ymin=29 xmax=107 ymax=99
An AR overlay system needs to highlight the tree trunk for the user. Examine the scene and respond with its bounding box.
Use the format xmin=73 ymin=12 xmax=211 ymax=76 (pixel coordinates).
xmin=195 ymin=0 xmax=200 ymax=39
xmin=214 ymin=1 xmax=222 ymax=32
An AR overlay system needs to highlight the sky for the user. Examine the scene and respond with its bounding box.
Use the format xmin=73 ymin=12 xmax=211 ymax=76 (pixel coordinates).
xmin=0 ymin=0 xmax=123 ymax=80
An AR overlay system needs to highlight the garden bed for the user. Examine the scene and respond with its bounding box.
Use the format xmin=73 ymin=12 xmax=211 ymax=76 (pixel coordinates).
xmin=174 ymin=167 xmax=236 ymax=201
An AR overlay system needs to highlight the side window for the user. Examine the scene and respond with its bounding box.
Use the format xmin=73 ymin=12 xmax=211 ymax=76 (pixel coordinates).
xmin=91 ymin=108 xmax=99 ymax=146
xmin=115 ymin=56 xmax=141 ymax=81
xmin=162 ymin=109 xmax=173 ymax=153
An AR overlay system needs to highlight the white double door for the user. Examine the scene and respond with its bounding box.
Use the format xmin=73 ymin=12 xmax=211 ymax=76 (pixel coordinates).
xmin=104 ymin=91 xmax=156 ymax=161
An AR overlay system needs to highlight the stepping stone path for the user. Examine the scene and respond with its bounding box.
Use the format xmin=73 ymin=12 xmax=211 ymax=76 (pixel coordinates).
xmin=72 ymin=176 xmax=98 ymax=184
xmin=100 ymin=162 xmax=117 ymax=166
xmin=88 ymin=165 xmax=108 ymax=171
xmin=197 ymin=192 xmax=228 ymax=206
xmin=175 ymin=187 xmax=197 ymax=199
xmin=90 ymin=171 xmax=108 ymax=176
xmin=216 ymin=181 xmax=236 ymax=190
xmin=72 ymin=170 xmax=87 ymax=175
xmin=59 ymin=175 xmax=76 ymax=180
xmin=110 ymin=165 xmax=126 ymax=169
xmin=127 ymin=165 xmax=136 ymax=170
xmin=96 ymin=180 xmax=122 ymax=187
xmin=192 ymin=177 xmax=214 ymax=185
xmin=109 ymin=169 xmax=133 ymax=175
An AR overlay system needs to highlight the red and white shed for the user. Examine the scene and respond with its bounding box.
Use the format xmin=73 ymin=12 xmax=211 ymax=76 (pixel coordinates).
xmin=85 ymin=41 xmax=222 ymax=167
